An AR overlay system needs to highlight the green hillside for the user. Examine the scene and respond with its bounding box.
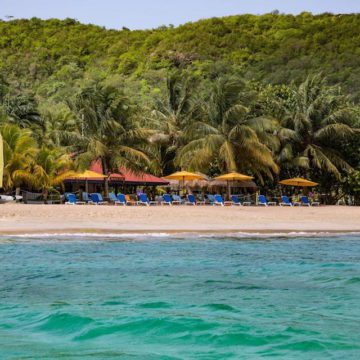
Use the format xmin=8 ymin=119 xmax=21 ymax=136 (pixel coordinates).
xmin=1 ymin=13 xmax=360 ymax=98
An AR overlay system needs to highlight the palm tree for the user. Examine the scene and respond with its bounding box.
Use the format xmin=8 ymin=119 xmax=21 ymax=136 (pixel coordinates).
xmin=177 ymin=77 xmax=278 ymax=180
xmin=3 ymin=93 xmax=44 ymax=131
xmin=14 ymin=147 xmax=75 ymax=202
xmin=70 ymin=84 xmax=150 ymax=196
xmin=40 ymin=109 xmax=80 ymax=149
xmin=1 ymin=124 xmax=38 ymax=194
xmin=147 ymin=72 xmax=198 ymax=175
xmin=276 ymin=74 xmax=359 ymax=179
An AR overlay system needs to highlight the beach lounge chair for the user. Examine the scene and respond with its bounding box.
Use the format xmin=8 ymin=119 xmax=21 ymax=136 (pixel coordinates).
xmin=162 ymin=194 xmax=173 ymax=206
xmin=186 ymin=194 xmax=196 ymax=205
xmin=116 ymin=194 xmax=128 ymax=206
xmin=231 ymin=195 xmax=253 ymax=206
xmin=258 ymin=195 xmax=276 ymax=206
xmin=90 ymin=193 xmax=107 ymax=205
xmin=65 ymin=193 xmax=85 ymax=205
xmin=82 ymin=192 xmax=91 ymax=204
xmin=280 ymin=195 xmax=293 ymax=207
xmin=301 ymin=196 xmax=320 ymax=207
xmin=185 ymin=194 xmax=205 ymax=205
xmin=214 ymin=194 xmax=232 ymax=206
xmin=137 ymin=193 xmax=157 ymax=206
xmin=124 ymin=194 xmax=136 ymax=206
xmin=206 ymin=194 xmax=216 ymax=205
xmin=231 ymin=195 xmax=242 ymax=206
xmin=109 ymin=192 xmax=120 ymax=204
xmin=172 ymin=194 xmax=183 ymax=205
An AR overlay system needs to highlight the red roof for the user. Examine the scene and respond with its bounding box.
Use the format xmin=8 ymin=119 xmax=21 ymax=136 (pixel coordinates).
xmin=89 ymin=161 xmax=169 ymax=185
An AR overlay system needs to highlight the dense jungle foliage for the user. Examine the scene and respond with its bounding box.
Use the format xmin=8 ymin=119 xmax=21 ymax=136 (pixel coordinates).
xmin=0 ymin=13 xmax=360 ymax=203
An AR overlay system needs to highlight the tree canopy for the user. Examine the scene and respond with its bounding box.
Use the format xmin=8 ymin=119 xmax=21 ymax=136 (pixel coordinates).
xmin=0 ymin=14 xmax=360 ymax=202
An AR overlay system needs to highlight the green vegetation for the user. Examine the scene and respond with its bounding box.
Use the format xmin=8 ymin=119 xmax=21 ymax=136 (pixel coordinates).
xmin=0 ymin=14 xmax=359 ymax=203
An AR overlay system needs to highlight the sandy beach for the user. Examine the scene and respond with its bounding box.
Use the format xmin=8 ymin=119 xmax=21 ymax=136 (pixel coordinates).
xmin=0 ymin=203 xmax=359 ymax=235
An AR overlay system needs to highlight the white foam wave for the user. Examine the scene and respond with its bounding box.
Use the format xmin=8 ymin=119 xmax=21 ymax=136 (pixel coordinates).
xmin=0 ymin=230 xmax=359 ymax=242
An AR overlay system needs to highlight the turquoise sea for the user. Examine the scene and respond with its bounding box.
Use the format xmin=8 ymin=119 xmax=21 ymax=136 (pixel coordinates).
xmin=1 ymin=234 xmax=360 ymax=359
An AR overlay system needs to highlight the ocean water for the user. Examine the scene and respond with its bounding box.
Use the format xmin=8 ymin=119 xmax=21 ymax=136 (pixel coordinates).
xmin=1 ymin=234 xmax=360 ymax=359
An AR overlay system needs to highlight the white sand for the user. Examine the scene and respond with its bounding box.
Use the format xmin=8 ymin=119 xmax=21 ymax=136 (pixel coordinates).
xmin=0 ymin=203 xmax=359 ymax=235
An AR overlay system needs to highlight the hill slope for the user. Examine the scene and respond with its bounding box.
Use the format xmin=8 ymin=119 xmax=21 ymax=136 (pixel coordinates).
xmin=1 ymin=13 xmax=360 ymax=99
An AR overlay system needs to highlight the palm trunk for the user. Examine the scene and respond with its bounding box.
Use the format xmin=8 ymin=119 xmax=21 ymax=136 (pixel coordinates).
xmin=104 ymin=178 xmax=109 ymax=198
xmin=102 ymin=159 xmax=109 ymax=198
xmin=43 ymin=189 xmax=49 ymax=204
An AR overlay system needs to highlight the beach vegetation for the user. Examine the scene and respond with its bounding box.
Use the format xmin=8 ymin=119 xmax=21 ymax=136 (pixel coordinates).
xmin=0 ymin=14 xmax=359 ymax=201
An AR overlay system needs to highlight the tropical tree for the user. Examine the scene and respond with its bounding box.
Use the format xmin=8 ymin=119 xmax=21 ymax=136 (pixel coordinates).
xmin=177 ymin=77 xmax=278 ymax=180
xmin=146 ymin=72 xmax=198 ymax=175
xmin=3 ymin=93 xmax=44 ymax=132
xmin=1 ymin=124 xmax=38 ymax=193
xmin=70 ymin=84 xmax=150 ymax=196
xmin=275 ymin=74 xmax=359 ymax=179
xmin=13 ymin=147 xmax=75 ymax=202
xmin=39 ymin=108 xmax=79 ymax=148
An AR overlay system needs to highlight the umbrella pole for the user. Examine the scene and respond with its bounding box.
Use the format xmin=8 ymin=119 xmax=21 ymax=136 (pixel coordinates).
xmin=227 ymin=180 xmax=231 ymax=201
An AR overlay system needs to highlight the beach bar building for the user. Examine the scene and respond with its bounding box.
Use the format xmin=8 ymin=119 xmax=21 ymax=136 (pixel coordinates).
xmin=64 ymin=161 xmax=169 ymax=194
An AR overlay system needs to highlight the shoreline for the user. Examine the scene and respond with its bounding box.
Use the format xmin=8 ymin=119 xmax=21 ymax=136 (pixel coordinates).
xmin=1 ymin=228 xmax=360 ymax=237
xmin=1 ymin=204 xmax=360 ymax=238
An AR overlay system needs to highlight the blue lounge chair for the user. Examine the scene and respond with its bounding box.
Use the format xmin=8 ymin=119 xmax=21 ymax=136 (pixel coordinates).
xmin=206 ymin=194 xmax=216 ymax=205
xmin=185 ymin=194 xmax=205 ymax=205
xmin=116 ymin=194 xmax=128 ymax=206
xmin=258 ymin=195 xmax=276 ymax=206
xmin=138 ymin=193 xmax=157 ymax=206
xmin=90 ymin=193 xmax=107 ymax=205
xmin=214 ymin=194 xmax=224 ymax=206
xmin=214 ymin=194 xmax=232 ymax=206
xmin=280 ymin=195 xmax=293 ymax=207
xmin=301 ymin=196 xmax=320 ymax=207
xmin=65 ymin=193 xmax=85 ymax=205
xmin=231 ymin=195 xmax=252 ymax=206
xmin=231 ymin=195 xmax=242 ymax=206
xmin=162 ymin=194 xmax=173 ymax=206
xmin=186 ymin=194 xmax=196 ymax=205
xmin=109 ymin=192 xmax=120 ymax=204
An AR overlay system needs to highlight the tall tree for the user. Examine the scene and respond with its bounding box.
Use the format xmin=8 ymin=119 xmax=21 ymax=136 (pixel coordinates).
xmin=14 ymin=147 xmax=75 ymax=202
xmin=276 ymin=75 xmax=359 ymax=179
xmin=177 ymin=77 xmax=278 ymax=180
xmin=1 ymin=124 xmax=38 ymax=193
xmin=147 ymin=72 xmax=197 ymax=175
xmin=71 ymin=84 xmax=149 ymax=196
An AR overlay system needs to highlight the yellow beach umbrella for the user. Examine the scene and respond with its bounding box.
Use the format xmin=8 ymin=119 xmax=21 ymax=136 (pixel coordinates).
xmin=215 ymin=172 xmax=253 ymax=182
xmin=164 ymin=171 xmax=205 ymax=181
xmin=164 ymin=171 xmax=206 ymax=192
xmin=279 ymin=177 xmax=318 ymax=187
xmin=215 ymin=172 xmax=254 ymax=200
